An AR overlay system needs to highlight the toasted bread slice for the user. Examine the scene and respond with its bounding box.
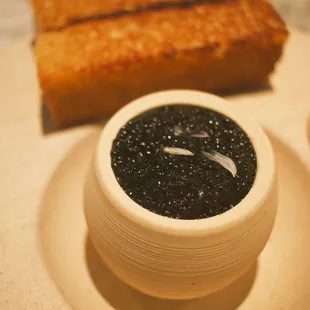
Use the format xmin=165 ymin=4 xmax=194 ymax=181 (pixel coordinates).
xmin=36 ymin=0 xmax=288 ymax=127
xmin=31 ymin=0 xmax=195 ymax=31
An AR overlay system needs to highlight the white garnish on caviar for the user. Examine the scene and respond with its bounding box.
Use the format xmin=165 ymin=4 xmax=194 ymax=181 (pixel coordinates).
xmin=173 ymin=126 xmax=210 ymax=138
xmin=202 ymin=150 xmax=237 ymax=177
xmin=173 ymin=126 xmax=184 ymax=136
xmin=191 ymin=131 xmax=210 ymax=138
xmin=163 ymin=147 xmax=194 ymax=156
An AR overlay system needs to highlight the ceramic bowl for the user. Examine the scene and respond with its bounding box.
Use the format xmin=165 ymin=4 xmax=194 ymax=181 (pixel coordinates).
xmin=84 ymin=90 xmax=277 ymax=300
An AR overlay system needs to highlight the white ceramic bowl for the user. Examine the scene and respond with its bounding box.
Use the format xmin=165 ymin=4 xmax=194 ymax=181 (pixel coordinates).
xmin=84 ymin=90 xmax=277 ymax=300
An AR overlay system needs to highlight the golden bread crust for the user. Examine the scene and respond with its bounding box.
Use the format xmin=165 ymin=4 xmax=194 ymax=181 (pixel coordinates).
xmin=31 ymin=0 xmax=196 ymax=31
xmin=35 ymin=0 xmax=288 ymax=127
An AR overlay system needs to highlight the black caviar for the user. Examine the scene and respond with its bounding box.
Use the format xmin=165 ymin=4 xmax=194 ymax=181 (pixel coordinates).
xmin=111 ymin=105 xmax=257 ymax=220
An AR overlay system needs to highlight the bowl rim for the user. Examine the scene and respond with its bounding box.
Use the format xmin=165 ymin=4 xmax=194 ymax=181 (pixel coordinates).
xmin=94 ymin=90 xmax=276 ymax=236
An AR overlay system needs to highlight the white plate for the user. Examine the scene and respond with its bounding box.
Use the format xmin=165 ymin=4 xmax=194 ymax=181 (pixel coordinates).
xmin=1 ymin=30 xmax=310 ymax=309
